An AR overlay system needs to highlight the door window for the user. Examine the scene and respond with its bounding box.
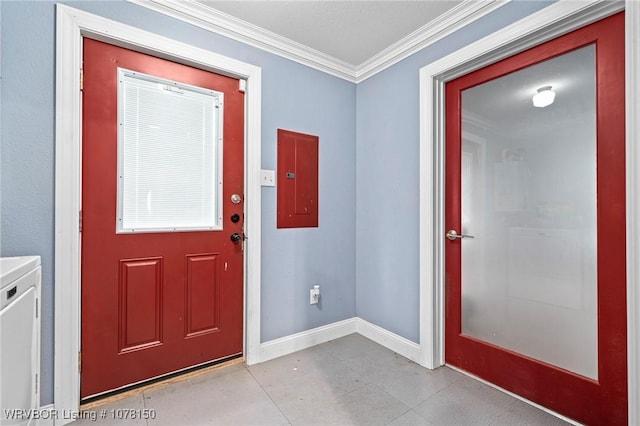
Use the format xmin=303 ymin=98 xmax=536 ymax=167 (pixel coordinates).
xmin=117 ymin=68 xmax=223 ymax=233
xmin=460 ymin=45 xmax=597 ymax=379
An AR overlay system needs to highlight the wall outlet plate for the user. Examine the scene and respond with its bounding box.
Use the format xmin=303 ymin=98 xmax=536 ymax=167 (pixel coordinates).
xmin=310 ymin=287 xmax=320 ymax=304
xmin=260 ymin=169 xmax=275 ymax=187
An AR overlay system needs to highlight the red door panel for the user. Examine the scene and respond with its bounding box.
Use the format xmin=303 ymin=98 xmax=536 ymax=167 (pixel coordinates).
xmin=445 ymin=13 xmax=626 ymax=424
xmin=185 ymin=254 xmax=221 ymax=337
xmin=118 ymin=258 xmax=163 ymax=353
xmin=81 ymin=39 xmax=245 ymax=398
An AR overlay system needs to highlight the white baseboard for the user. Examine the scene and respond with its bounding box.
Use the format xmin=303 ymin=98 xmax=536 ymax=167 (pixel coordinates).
xmin=355 ymin=318 xmax=422 ymax=363
xmin=256 ymin=317 xmax=422 ymax=366
xmin=257 ymin=318 xmax=358 ymax=364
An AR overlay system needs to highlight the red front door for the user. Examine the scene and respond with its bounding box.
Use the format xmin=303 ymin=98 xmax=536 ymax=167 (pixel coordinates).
xmin=81 ymin=39 xmax=245 ymax=398
xmin=445 ymin=13 xmax=626 ymax=424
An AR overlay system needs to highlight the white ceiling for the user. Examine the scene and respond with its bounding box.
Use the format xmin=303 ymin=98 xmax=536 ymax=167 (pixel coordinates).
xmin=198 ymin=1 xmax=464 ymax=66
xmin=135 ymin=0 xmax=507 ymax=81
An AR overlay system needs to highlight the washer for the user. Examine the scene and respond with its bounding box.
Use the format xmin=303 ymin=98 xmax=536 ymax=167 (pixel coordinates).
xmin=1 ymin=256 xmax=41 ymax=426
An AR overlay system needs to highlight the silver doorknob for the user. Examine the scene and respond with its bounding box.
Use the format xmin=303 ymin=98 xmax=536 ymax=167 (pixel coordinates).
xmin=446 ymin=229 xmax=475 ymax=241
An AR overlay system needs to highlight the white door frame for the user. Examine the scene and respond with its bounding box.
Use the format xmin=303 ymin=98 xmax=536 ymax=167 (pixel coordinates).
xmin=54 ymin=4 xmax=262 ymax=421
xmin=418 ymin=0 xmax=639 ymax=423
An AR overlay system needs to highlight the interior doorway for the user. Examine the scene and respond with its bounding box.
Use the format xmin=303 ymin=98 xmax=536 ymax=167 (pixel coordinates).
xmin=444 ymin=13 xmax=626 ymax=424
xmin=418 ymin=1 xmax=638 ymax=424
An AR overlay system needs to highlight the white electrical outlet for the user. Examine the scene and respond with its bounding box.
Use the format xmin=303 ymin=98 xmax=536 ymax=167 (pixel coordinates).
xmin=310 ymin=285 xmax=320 ymax=305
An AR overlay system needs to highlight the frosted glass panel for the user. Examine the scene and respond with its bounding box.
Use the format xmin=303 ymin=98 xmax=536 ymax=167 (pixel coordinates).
xmin=117 ymin=69 xmax=223 ymax=233
xmin=460 ymin=45 xmax=597 ymax=379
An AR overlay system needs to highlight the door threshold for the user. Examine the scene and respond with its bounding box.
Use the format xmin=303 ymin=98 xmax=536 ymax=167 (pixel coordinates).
xmin=80 ymin=354 xmax=244 ymax=410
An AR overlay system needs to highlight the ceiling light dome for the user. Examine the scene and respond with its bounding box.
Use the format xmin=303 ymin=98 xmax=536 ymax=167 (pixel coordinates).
xmin=532 ymin=86 xmax=556 ymax=108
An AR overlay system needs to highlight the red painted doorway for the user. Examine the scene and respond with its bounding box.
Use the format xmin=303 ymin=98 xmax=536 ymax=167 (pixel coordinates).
xmin=444 ymin=12 xmax=626 ymax=425
xmin=81 ymin=38 xmax=245 ymax=398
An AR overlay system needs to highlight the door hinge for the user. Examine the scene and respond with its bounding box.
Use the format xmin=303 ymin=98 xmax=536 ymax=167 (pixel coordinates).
xmin=35 ymin=298 xmax=38 ymax=319
xmin=35 ymin=373 xmax=38 ymax=395
xmin=239 ymin=79 xmax=246 ymax=93
xmin=78 ymin=352 xmax=82 ymax=373
xmin=80 ymin=68 xmax=84 ymax=91
xmin=79 ymin=210 xmax=82 ymax=232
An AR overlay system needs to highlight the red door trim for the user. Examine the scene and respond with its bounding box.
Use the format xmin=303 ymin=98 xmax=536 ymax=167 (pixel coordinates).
xmin=445 ymin=12 xmax=626 ymax=425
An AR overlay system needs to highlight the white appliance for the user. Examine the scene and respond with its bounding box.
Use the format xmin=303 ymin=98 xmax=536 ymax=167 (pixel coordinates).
xmin=0 ymin=256 xmax=41 ymax=426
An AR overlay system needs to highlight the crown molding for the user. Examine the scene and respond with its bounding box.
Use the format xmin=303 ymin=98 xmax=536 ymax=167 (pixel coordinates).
xmin=128 ymin=0 xmax=358 ymax=82
xmin=355 ymin=0 xmax=509 ymax=82
xmin=129 ymin=0 xmax=510 ymax=83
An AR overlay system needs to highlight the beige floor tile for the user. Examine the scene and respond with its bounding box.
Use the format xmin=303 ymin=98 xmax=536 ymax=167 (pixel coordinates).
xmin=386 ymin=409 xmax=434 ymax=426
xmin=71 ymin=335 xmax=571 ymax=426
xmin=144 ymin=369 xmax=288 ymax=426
xmin=282 ymin=383 xmax=409 ymax=426
xmin=414 ymin=375 xmax=536 ymax=425
xmin=369 ymin=364 xmax=463 ymax=408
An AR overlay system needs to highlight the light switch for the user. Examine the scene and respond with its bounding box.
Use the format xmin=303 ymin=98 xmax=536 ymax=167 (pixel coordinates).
xmin=261 ymin=169 xmax=275 ymax=187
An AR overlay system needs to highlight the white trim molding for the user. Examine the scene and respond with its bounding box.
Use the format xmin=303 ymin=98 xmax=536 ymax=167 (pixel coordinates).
xmin=258 ymin=319 xmax=358 ymax=363
xmin=356 ymin=318 xmax=421 ymax=363
xmin=55 ymin=4 xmax=262 ymax=423
xmin=356 ymin=0 xmax=507 ymax=82
xmin=418 ymin=0 xmax=637 ymax=423
xmin=129 ymin=0 xmax=508 ymax=83
xmin=625 ymin=1 xmax=640 ymax=423
xmin=128 ymin=0 xmax=357 ymax=82
xmin=257 ymin=317 xmax=421 ymax=366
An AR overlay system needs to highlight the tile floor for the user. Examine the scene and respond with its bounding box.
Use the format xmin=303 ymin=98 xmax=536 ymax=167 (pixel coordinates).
xmin=73 ymin=334 xmax=570 ymax=425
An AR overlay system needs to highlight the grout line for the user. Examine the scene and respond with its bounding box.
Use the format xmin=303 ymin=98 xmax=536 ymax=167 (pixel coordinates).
xmin=400 ymin=366 xmax=466 ymax=409
xmin=142 ymin=391 xmax=149 ymax=426
xmin=245 ymin=367 xmax=293 ymax=425
xmin=383 ymin=407 xmax=414 ymax=426
xmin=141 ymin=383 xmax=149 ymax=426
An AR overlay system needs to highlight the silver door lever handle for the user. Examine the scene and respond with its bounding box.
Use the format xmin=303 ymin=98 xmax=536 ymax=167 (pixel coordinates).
xmin=446 ymin=230 xmax=475 ymax=241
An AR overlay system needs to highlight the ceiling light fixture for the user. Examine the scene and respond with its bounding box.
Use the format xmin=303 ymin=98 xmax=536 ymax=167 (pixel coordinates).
xmin=532 ymin=86 xmax=556 ymax=108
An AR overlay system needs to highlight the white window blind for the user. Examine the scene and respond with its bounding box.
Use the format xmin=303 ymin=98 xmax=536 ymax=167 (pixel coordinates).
xmin=117 ymin=68 xmax=223 ymax=233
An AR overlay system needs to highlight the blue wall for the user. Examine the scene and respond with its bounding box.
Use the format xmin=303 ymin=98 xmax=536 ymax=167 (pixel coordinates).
xmin=0 ymin=0 xmax=356 ymax=405
xmin=1 ymin=0 xmax=555 ymax=408
xmin=355 ymin=0 xmax=554 ymax=342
